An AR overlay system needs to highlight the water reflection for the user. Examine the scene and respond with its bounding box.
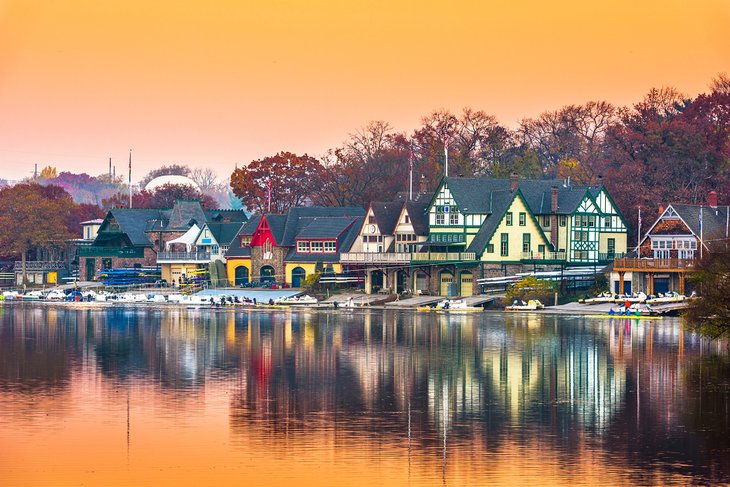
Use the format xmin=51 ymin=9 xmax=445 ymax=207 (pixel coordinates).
xmin=0 ymin=304 xmax=728 ymax=485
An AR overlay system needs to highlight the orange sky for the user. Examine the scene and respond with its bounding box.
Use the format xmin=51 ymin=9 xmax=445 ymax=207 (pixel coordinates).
xmin=0 ymin=0 xmax=728 ymax=183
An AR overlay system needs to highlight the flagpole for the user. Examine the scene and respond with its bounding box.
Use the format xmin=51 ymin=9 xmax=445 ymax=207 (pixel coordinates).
xmin=637 ymin=207 xmax=641 ymax=258
xmin=409 ymin=142 xmax=414 ymax=201
xmin=128 ymin=149 xmax=132 ymax=209
xmin=444 ymin=135 xmax=449 ymax=177
xmin=699 ymin=206 xmax=703 ymax=259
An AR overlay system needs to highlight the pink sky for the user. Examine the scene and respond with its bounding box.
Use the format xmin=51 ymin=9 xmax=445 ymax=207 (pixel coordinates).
xmin=1 ymin=0 xmax=728 ymax=183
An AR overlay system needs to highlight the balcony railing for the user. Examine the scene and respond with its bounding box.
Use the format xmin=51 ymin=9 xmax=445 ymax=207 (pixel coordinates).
xmin=520 ymin=251 xmax=567 ymax=262
xmin=340 ymin=252 xmax=412 ymax=264
xmin=613 ymin=257 xmax=696 ymax=271
xmin=411 ymin=251 xmax=477 ymax=263
xmin=14 ymin=261 xmax=66 ymax=270
xmin=78 ymin=246 xmax=144 ymax=258
xmin=157 ymin=251 xmax=212 ymax=263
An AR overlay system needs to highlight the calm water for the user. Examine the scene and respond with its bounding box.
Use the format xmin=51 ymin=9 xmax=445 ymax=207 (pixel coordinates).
xmin=0 ymin=304 xmax=728 ymax=486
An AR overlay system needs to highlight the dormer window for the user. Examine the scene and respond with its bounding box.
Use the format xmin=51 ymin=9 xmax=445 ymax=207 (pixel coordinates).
xmin=298 ymin=241 xmax=310 ymax=253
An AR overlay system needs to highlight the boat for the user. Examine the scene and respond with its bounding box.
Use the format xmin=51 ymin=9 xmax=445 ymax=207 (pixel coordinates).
xmin=275 ymin=294 xmax=318 ymax=306
xmin=645 ymin=292 xmax=686 ymax=305
xmin=22 ymin=290 xmax=45 ymax=301
xmin=579 ymin=292 xmax=616 ymax=304
xmin=418 ymin=299 xmax=483 ymax=312
xmin=505 ymin=299 xmax=545 ymax=311
xmin=584 ymin=314 xmax=664 ymax=320
xmin=613 ymin=292 xmax=647 ymax=304
xmin=46 ymin=290 xmax=67 ymax=301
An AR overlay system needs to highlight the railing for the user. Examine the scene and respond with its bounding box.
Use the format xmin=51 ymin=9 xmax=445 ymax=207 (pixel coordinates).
xmin=78 ymin=246 xmax=144 ymax=258
xmin=157 ymin=251 xmax=212 ymax=262
xmin=520 ymin=251 xmax=567 ymax=261
xmin=13 ymin=261 xmax=66 ymax=270
xmin=340 ymin=252 xmax=411 ymax=264
xmin=598 ymin=252 xmax=625 ymax=262
xmin=411 ymin=252 xmax=477 ymax=263
xmin=613 ymin=257 xmax=696 ymax=270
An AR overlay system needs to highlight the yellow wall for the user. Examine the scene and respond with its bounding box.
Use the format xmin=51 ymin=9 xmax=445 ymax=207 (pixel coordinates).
xmin=482 ymin=196 xmax=550 ymax=262
xmin=600 ymin=231 xmax=628 ymax=254
xmin=284 ymin=262 xmax=343 ymax=285
xmin=226 ymin=258 xmax=251 ymax=285
xmin=162 ymin=263 xmax=205 ymax=285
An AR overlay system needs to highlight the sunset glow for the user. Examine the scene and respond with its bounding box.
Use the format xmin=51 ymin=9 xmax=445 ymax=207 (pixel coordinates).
xmin=0 ymin=0 xmax=728 ymax=180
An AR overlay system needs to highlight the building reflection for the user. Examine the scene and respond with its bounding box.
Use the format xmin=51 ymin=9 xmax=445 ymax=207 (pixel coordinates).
xmin=0 ymin=304 xmax=727 ymax=482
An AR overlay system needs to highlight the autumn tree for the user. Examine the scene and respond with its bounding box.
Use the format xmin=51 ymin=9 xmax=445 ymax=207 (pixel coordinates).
xmin=230 ymin=152 xmax=325 ymax=213
xmin=38 ymin=165 xmax=58 ymax=179
xmin=684 ymin=246 xmax=730 ymax=340
xmin=0 ymin=183 xmax=75 ymax=284
xmin=101 ymin=184 xmax=217 ymax=210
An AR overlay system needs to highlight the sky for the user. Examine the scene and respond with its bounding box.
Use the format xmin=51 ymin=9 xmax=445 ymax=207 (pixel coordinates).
xmin=1 ymin=0 xmax=728 ymax=183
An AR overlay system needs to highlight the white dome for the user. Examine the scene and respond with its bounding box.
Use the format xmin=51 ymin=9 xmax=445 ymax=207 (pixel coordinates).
xmin=144 ymin=175 xmax=199 ymax=191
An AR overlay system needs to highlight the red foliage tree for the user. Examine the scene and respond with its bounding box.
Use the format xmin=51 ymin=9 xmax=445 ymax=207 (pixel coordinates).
xmin=230 ymin=152 xmax=325 ymax=213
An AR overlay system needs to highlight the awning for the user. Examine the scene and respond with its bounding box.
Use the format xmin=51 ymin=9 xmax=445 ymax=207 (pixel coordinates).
xmin=165 ymin=224 xmax=201 ymax=252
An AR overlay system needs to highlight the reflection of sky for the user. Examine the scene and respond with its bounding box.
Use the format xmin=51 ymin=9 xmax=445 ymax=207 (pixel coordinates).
xmin=0 ymin=306 xmax=728 ymax=484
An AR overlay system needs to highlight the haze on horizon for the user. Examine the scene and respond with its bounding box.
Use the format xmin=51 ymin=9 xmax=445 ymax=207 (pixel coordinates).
xmin=1 ymin=0 xmax=728 ymax=182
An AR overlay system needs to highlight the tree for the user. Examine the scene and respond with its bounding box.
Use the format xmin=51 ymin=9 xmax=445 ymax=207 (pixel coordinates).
xmin=231 ymin=152 xmax=325 ymax=213
xmin=710 ymin=72 xmax=730 ymax=95
xmin=502 ymin=276 xmax=556 ymax=306
xmin=101 ymin=184 xmax=217 ymax=210
xmin=0 ymin=183 xmax=74 ymax=285
xmin=39 ymin=166 xmax=58 ymax=179
xmin=684 ymin=247 xmax=730 ymax=340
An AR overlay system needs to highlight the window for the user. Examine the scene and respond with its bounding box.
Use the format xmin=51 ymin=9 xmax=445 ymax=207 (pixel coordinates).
xmin=538 ymin=244 xmax=545 ymax=255
xmin=506 ymin=212 xmax=513 ymax=226
xmin=368 ymin=215 xmax=375 ymax=224
xmin=310 ymin=241 xmax=323 ymax=252
xmin=607 ymin=238 xmax=615 ymax=256
xmin=102 ymin=258 xmax=112 ymax=269
xmin=519 ymin=212 xmax=526 ymax=226
xmin=588 ymin=216 xmax=595 ymax=227
xmin=324 ymin=241 xmax=336 ymax=253
xmin=449 ymin=212 xmax=459 ymax=225
xmin=500 ymin=233 xmax=509 ymax=256
xmin=211 ymin=245 xmax=219 ymax=254
xmin=522 ymin=233 xmax=531 ymax=253
xmin=435 ymin=212 xmax=445 ymax=225
xmin=559 ymin=215 xmax=567 ymax=227
xmin=542 ymin=215 xmax=550 ymax=227
xmin=263 ymin=239 xmax=273 ymax=257
xmin=298 ymin=241 xmax=310 ymax=253
xmin=404 ymin=215 xmax=410 ymax=223
xmin=604 ymin=216 xmax=611 ymax=228
xmin=487 ymin=244 xmax=494 ymax=253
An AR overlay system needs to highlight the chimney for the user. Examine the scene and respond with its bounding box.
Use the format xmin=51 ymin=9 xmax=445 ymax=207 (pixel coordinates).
xmin=658 ymin=205 xmax=664 ymax=217
xmin=419 ymin=175 xmax=428 ymax=194
xmin=510 ymin=172 xmax=519 ymax=192
xmin=550 ymin=186 xmax=559 ymax=250
xmin=708 ymin=191 xmax=718 ymax=208
xmin=596 ymin=175 xmax=603 ymax=188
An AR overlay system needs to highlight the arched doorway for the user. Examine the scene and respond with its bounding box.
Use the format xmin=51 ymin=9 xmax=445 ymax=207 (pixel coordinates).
xmin=370 ymin=270 xmax=384 ymax=293
xmin=460 ymin=270 xmax=473 ymax=297
xmin=291 ymin=267 xmax=306 ymax=288
xmin=396 ymin=270 xmax=409 ymax=294
xmin=234 ymin=266 xmax=249 ymax=286
xmin=414 ymin=271 xmax=428 ymax=295
xmin=439 ymin=270 xmax=454 ymax=296
xmin=260 ymin=265 xmax=276 ymax=283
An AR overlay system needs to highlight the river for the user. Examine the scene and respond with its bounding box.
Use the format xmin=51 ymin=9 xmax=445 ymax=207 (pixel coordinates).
xmin=0 ymin=304 xmax=728 ymax=486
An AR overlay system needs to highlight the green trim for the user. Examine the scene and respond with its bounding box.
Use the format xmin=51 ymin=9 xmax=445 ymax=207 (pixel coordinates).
xmin=598 ymin=186 xmax=629 ymax=229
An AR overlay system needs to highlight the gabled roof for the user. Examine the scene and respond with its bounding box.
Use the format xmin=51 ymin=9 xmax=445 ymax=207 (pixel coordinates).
xmin=279 ymin=207 xmax=365 ymax=246
xmin=285 ymin=216 xmax=365 ymax=262
xmin=404 ymin=201 xmax=429 ymax=236
xmin=167 ymin=200 xmax=207 ymax=230
xmin=204 ymin=209 xmax=248 ymax=223
xmin=237 ymin=215 xmax=262 ymax=237
xmin=207 ymin=222 xmax=244 ymax=247
xmin=100 ymin=209 xmax=164 ymax=247
xmin=669 ymin=204 xmax=730 ymax=252
xmin=264 ymin=214 xmax=288 ymax=244
xmin=466 ymin=191 xmax=516 ymax=255
xmin=370 ymin=202 xmax=402 ymax=235
xmin=297 ymin=217 xmax=358 ymax=239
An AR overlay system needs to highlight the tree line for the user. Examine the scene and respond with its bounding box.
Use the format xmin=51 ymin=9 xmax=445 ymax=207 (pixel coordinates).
xmin=230 ymin=74 xmax=730 ymax=246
